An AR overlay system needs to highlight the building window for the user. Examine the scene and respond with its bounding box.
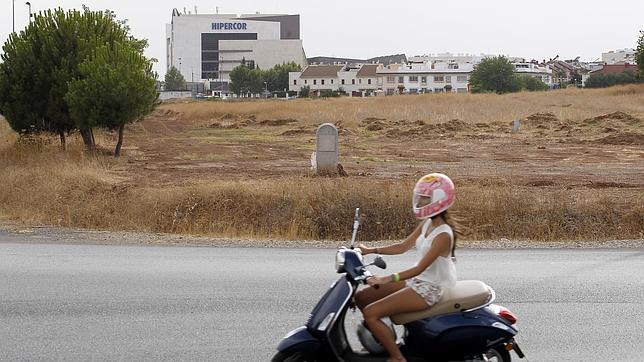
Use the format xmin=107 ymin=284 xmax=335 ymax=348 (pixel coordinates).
xmin=368 ymin=79 xmax=372 ymax=85
xmin=314 ymin=79 xmax=317 ymax=85
xmin=352 ymin=79 xmax=356 ymax=85
xmin=446 ymin=76 xmax=452 ymax=83
xmin=448 ymin=63 xmax=459 ymax=69
xmin=434 ymin=76 xmax=444 ymax=82
xmin=294 ymin=80 xmax=297 ymax=85
xmin=421 ymin=76 xmax=427 ymax=83
xmin=331 ymin=79 xmax=334 ymax=84
xmin=409 ymin=88 xmax=418 ymax=94
xmin=457 ymin=75 xmax=468 ymax=82
xmin=342 ymin=79 xmax=345 ymax=85
xmin=434 ymin=88 xmax=444 ymax=93
xmin=304 ymin=80 xmax=308 ymax=84
xmin=409 ymin=76 xmax=419 ymax=82
xmin=387 ymin=76 xmax=395 ymax=83
xmin=321 ymin=79 xmax=325 ymax=85
xmin=398 ymin=76 xmax=404 ymax=83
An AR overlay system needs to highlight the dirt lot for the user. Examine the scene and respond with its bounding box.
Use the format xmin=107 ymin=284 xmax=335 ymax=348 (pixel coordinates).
xmin=120 ymin=98 xmax=644 ymax=190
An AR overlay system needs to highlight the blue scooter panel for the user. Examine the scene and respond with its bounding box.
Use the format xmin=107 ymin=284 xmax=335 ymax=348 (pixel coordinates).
xmin=276 ymin=326 xmax=321 ymax=354
xmin=306 ymin=276 xmax=353 ymax=336
xmin=404 ymin=308 xmax=517 ymax=359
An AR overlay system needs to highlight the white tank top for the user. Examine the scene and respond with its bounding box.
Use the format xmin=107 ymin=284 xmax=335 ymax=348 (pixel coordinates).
xmin=414 ymin=218 xmax=457 ymax=288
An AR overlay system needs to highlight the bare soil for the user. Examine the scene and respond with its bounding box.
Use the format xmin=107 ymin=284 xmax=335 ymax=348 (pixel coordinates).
xmin=119 ymin=106 xmax=644 ymax=190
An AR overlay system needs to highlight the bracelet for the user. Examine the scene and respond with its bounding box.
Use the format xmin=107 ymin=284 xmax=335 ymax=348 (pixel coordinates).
xmin=392 ymin=273 xmax=401 ymax=282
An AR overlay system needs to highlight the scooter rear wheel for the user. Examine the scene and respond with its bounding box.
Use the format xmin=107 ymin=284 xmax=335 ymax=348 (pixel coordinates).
xmin=484 ymin=345 xmax=511 ymax=362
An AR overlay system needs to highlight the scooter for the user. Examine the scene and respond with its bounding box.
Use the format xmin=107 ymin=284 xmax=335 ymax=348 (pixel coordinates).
xmin=273 ymin=208 xmax=526 ymax=362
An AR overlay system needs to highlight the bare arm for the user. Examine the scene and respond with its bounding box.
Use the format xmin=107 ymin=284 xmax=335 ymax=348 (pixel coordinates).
xmin=360 ymin=221 xmax=424 ymax=256
xmin=367 ymin=232 xmax=452 ymax=286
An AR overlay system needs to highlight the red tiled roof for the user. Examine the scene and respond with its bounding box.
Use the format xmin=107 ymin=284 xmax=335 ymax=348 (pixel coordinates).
xmin=591 ymin=64 xmax=638 ymax=75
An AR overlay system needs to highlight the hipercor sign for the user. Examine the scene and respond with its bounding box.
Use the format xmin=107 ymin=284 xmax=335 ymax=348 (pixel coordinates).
xmin=211 ymin=22 xmax=248 ymax=30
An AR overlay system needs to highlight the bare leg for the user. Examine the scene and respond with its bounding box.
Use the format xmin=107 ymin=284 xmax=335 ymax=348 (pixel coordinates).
xmin=355 ymin=282 xmax=405 ymax=310
xmin=363 ymin=288 xmax=429 ymax=362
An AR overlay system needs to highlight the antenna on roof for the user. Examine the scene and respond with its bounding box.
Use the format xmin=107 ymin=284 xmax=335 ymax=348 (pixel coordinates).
xmin=216 ymin=6 xmax=219 ymax=14
xmin=194 ymin=6 xmax=198 ymax=14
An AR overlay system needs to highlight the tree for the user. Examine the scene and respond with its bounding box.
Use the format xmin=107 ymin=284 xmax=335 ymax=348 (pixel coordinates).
xmin=518 ymin=75 xmax=549 ymax=91
xmin=268 ymin=62 xmax=301 ymax=92
xmin=66 ymin=43 xmax=158 ymax=157
xmin=585 ymin=71 xmax=639 ymax=88
xmin=164 ymin=66 xmax=186 ymax=91
xmin=299 ymin=85 xmax=310 ymax=98
xmin=637 ymin=31 xmax=644 ymax=79
xmin=0 ymin=8 xmax=145 ymax=150
xmin=469 ymin=56 xmax=521 ymax=94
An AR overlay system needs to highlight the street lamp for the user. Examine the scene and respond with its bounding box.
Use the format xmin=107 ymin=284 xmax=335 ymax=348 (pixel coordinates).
xmin=12 ymin=0 xmax=15 ymax=32
xmin=25 ymin=1 xmax=32 ymax=22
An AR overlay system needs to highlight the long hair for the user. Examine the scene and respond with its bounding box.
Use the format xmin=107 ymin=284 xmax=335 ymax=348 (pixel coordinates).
xmin=436 ymin=210 xmax=464 ymax=257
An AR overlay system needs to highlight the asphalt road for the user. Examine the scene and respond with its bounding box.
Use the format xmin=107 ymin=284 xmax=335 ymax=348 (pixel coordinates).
xmin=1 ymin=240 xmax=643 ymax=361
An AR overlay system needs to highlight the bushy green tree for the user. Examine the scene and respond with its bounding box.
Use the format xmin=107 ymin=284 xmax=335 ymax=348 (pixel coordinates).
xmin=0 ymin=7 xmax=146 ymax=150
xmin=229 ymin=61 xmax=301 ymax=95
xmin=637 ymin=31 xmax=644 ymax=79
xmin=164 ymin=66 xmax=187 ymax=91
xmin=470 ymin=56 xmax=521 ymax=94
xmin=66 ymin=43 xmax=158 ymax=157
xmin=299 ymin=85 xmax=311 ymax=98
xmin=518 ymin=75 xmax=549 ymax=91
xmin=585 ymin=71 xmax=639 ymax=88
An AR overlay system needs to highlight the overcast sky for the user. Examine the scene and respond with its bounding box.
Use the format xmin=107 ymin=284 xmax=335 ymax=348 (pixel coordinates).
xmin=1 ymin=0 xmax=642 ymax=78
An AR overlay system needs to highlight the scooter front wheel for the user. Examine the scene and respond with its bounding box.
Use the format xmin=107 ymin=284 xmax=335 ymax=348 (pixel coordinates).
xmin=271 ymin=351 xmax=317 ymax=362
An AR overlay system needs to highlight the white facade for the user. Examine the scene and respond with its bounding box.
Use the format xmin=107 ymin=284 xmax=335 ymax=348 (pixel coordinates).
xmin=166 ymin=11 xmax=306 ymax=84
xmin=512 ymin=62 xmax=554 ymax=86
xmin=602 ymin=49 xmax=636 ymax=65
xmin=289 ymin=62 xmax=474 ymax=96
xmin=378 ymin=62 xmax=474 ymax=94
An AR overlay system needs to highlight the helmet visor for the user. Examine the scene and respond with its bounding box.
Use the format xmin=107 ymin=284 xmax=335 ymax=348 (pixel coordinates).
xmin=413 ymin=193 xmax=433 ymax=209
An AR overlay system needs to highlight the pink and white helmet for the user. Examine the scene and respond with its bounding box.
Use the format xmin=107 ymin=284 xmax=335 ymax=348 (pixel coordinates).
xmin=412 ymin=173 xmax=455 ymax=219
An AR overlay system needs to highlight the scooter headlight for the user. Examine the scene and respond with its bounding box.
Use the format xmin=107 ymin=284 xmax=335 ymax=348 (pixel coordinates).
xmin=335 ymin=250 xmax=346 ymax=273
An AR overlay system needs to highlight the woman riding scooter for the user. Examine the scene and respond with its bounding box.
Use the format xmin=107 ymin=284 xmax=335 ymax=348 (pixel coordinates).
xmin=356 ymin=173 xmax=460 ymax=362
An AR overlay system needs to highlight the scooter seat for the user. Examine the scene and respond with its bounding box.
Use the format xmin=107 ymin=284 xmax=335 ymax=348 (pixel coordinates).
xmin=391 ymin=280 xmax=493 ymax=325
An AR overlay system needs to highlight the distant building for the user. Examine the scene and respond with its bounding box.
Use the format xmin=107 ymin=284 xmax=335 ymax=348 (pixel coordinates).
xmin=512 ymin=60 xmax=555 ymax=86
xmin=378 ymin=62 xmax=474 ymax=95
xmin=308 ymin=54 xmax=407 ymax=66
xmin=289 ymin=64 xmax=383 ymax=96
xmin=590 ymin=64 xmax=639 ymax=75
xmin=289 ymin=61 xmax=475 ymax=96
xmin=166 ymin=9 xmax=307 ymax=93
xmin=602 ymin=49 xmax=636 ymax=65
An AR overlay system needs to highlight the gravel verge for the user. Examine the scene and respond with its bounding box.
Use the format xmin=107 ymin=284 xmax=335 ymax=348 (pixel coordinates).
xmin=1 ymin=220 xmax=643 ymax=248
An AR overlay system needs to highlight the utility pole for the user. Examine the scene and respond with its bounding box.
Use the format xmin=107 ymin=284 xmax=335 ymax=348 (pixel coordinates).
xmin=12 ymin=0 xmax=15 ymax=32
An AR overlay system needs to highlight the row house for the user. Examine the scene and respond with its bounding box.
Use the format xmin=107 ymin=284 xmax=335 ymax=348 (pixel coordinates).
xmin=289 ymin=61 xmax=474 ymax=96
xmin=289 ymin=64 xmax=382 ymax=96
xmin=377 ymin=62 xmax=474 ymax=95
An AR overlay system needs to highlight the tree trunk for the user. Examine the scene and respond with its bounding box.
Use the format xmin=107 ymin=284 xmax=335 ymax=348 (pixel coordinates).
xmin=80 ymin=128 xmax=95 ymax=150
xmin=58 ymin=131 xmax=66 ymax=150
xmin=114 ymin=124 xmax=125 ymax=157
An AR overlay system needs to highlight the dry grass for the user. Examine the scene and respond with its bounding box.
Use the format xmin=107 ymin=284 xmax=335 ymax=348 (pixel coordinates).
xmin=0 ymin=153 xmax=641 ymax=241
xmin=1 ymin=85 xmax=643 ymax=242
xmin=165 ymin=85 xmax=644 ymax=126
